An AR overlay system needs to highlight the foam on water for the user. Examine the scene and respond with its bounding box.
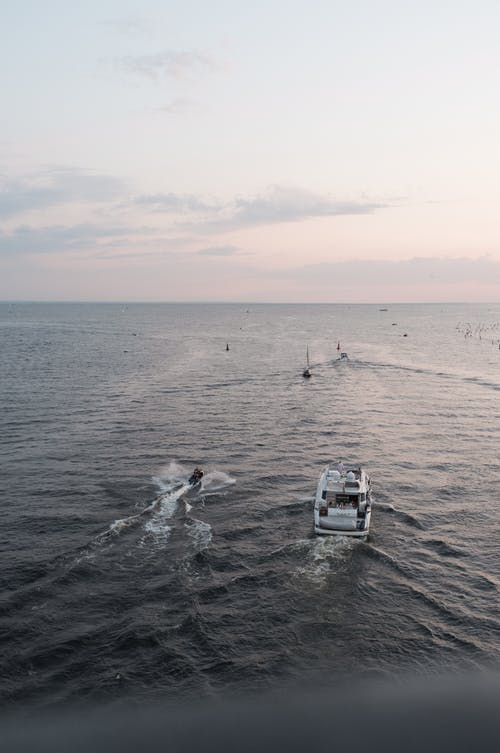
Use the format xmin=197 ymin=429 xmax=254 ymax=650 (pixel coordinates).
xmin=95 ymin=462 xmax=194 ymax=548
xmin=294 ymin=535 xmax=355 ymax=586
xmin=186 ymin=519 xmax=213 ymax=553
xmin=95 ymin=512 xmax=143 ymax=543
xmin=153 ymin=460 xmax=190 ymax=490
xmin=200 ymin=470 xmax=235 ymax=492
xmin=141 ymin=485 xmax=189 ymax=545
xmin=376 ymin=502 xmax=395 ymax=512
xmin=142 ymin=518 xmax=173 ymax=545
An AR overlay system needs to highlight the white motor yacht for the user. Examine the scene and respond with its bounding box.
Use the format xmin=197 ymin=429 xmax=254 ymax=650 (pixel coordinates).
xmin=314 ymin=464 xmax=372 ymax=537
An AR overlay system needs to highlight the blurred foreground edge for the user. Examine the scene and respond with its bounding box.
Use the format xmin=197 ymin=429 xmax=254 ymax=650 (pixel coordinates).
xmin=1 ymin=670 xmax=500 ymax=753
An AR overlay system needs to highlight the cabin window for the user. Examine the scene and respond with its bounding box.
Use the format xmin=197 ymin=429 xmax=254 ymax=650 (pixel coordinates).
xmin=335 ymin=493 xmax=359 ymax=508
xmin=335 ymin=494 xmax=350 ymax=506
xmin=322 ymin=490 xmax=327 ymax=500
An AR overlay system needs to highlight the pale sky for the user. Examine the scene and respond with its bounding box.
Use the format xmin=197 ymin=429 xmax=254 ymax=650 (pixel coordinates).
xmin=1 ymin=0 xmax=500 ymax=302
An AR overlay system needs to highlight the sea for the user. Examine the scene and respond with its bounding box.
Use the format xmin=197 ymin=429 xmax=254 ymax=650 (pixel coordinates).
xmin=1 ymin=302 xmax=500 ymax=729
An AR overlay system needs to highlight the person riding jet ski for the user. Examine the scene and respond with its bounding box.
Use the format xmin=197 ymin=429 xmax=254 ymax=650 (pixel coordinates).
xmin=189 ymin=467 xmax=204 ymax=485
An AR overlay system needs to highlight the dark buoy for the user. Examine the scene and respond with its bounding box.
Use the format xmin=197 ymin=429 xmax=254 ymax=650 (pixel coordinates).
xmin=226 ymin=343 xmax=230 ymax=351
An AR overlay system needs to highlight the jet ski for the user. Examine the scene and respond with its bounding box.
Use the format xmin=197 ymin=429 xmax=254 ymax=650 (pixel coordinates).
xmin=188 ymin=467 xmax=204 ymax=486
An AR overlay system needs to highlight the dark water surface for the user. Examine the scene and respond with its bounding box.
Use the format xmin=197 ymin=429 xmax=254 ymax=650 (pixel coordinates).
xmin=1 ymin=302 xmax=499 ymax=709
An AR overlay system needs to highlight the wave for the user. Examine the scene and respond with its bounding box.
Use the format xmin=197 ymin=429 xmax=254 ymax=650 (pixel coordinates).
xmin=463 ymin=375 xmax=500 ymax=392
xmin=376 ymin=504 xmax=425 ymax=529
xmin=356 ymin=359 xmax=500 ymax=393
xmin=374 ymin=499 xmax=425 ymax=529
xmin=420 ymin=538 xmax=469 ymax=559
xmin=404 ymin=581 xmax=500 ymax=636
xmin=362 ymin=543 xmax=408 ymax=576
xmin=267 ymin=499 xmax=313 ymax=519
xmin=375 ymin=502 xmax=396 ymax=512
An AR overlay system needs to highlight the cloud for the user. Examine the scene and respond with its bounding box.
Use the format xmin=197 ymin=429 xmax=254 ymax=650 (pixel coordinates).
xmin=0 ymin=223 xmax=203 ymax=260
xmin=279 ymin=256 xmax=500 ymax=286
xmin=132 ymin=192 xmax=215 ymax=213
xmin=98 ymin=17 xmax=153 ymax=37
xmin=177 ymin=185 xmax=385 ymax=232
xmin=196 ymin=245 xmax=239 ymax=256
xmin=232 ymin=186 xmax=382 ymax=225
xmin=158 ymin=98 xmax=200 ymax=115
xmin=0 ymin=224 xmax=136 ymax=255
xmin=131 ymin=185 xmax=385 ymax=230
xmin=117 ymin=50 xmax=217 ymax=80
xmin=0 ymin=168 xmax=125 ymax=219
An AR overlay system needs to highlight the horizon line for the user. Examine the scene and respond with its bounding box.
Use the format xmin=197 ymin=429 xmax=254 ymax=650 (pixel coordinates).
xmin=0 ymin=300 xmax=495 ymax=306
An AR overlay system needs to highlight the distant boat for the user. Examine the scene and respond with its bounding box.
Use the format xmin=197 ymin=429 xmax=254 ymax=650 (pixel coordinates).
xmin=303 ymin=346 xmax=312 ymax=378
xmin=339 ymin=352 xmax=349 ymax=360
xmin=379 ymin=308 xmax=388 ymax=312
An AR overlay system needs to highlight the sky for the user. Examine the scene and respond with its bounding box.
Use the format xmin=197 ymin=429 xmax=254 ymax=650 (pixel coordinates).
xmin=1 ymin=0 xmax=500 ymax=302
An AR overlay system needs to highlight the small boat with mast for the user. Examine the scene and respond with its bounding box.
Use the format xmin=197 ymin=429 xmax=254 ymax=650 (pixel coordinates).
xmin=303 ymin=346 xmax=312 ymax=378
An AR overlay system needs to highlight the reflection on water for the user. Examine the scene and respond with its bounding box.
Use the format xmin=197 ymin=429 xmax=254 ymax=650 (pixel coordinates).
xmin=1 ymin=302 xmax=499 ymax=709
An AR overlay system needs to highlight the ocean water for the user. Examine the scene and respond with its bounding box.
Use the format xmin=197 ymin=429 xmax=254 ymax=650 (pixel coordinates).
xmin=1 ymin=302 xmax=500 ymax=711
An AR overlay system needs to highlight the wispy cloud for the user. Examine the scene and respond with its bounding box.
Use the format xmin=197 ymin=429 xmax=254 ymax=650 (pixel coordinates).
xmin=117 ymin=50 xmax=217 ymax=80
xmin=98 ymin=17 xmax=153 ymax=37
xmin=176 ymin=185 xmax=385 ymax=232
xmin=232 ymin=186 xmax=382 ymax=225
xmin=0 ymin=223 xmax=139 ymax=255
xmin=158 ymin=97 xmax=200 ymax=115
xmin=131 ymin=185 xmax=384 ymax=230
xmin=0 ymin=168 xmax=125 ymax=219
xmin=0 ymin=222 xmax=204 ymax=259
xmin=196 ymin=245 xmax=240 ymax=256
xmin=132 ymin=192 xmax=216 ymax=213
